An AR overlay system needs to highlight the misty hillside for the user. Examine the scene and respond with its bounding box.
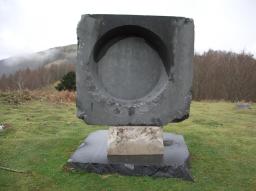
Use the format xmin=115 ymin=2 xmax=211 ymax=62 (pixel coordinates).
xmin=0 ymin=44 xmax=77 ymax=76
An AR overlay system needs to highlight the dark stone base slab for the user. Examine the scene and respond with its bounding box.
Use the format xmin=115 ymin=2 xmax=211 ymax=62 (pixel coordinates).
xmin=67 ymin=130 xmax=193 ymax=181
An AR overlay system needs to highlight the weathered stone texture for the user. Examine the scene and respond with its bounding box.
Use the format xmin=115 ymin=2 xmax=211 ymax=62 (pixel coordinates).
xmin=107 ymin=126 xmax=164 ymax=155
xmin=76 ymin=14 xmax=194 ymax=126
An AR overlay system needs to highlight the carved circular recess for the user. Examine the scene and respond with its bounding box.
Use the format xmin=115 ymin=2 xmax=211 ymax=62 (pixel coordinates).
xmin=92 ymin=25 xmax=170 ymax=101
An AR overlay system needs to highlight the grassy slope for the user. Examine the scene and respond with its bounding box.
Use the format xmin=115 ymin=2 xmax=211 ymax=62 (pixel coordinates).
xmin=0 ymin=98 xmax=255 ymax=191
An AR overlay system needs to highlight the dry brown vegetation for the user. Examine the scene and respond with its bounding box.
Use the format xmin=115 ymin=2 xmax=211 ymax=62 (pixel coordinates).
xmin=0 ymin=89 xmax=76 ymax=105
xmin=0 ymin=64 xmax=74 ymax=91
xmin=193 ymin=50 xmax=256 ymax=102
xmin=30 ymin=88 xmax=76 ymax=103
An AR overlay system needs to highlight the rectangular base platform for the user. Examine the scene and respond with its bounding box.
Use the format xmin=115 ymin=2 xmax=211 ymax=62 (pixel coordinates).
xmin=67 ymin=130 xmax=192 ymax=181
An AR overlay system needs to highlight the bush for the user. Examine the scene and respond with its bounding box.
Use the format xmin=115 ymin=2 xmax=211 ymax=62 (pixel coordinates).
xmin=55 ymin=71 xmax=76 ymax=91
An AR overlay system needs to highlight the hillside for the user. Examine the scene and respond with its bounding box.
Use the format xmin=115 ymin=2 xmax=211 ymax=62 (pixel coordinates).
xmin=0 ymin=45 xmax=77 ymax=76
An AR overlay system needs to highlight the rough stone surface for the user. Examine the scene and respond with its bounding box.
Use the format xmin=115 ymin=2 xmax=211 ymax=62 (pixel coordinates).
xmin=68 ymin=130 xmax=193 ymax=181
xmin=107 ymin=126 xmax=164 ymax=155
xmin=76 ymin=14 xmax=194 ymax=126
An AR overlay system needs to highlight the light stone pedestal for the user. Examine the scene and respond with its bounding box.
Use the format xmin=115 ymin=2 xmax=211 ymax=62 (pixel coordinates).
xmin=107 ymin=126 xmax=164 ymax=156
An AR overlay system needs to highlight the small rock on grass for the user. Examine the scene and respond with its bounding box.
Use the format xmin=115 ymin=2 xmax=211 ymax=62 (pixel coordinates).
xmin=0 ymin=123 xmax=12 ymax=131
xmin=236 ymin=102 xmax=252 ymax=110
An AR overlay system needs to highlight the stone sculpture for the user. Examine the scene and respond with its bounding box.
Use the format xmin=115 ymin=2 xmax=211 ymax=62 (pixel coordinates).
xmin=68 ymin=14 xmax=194 ymax=181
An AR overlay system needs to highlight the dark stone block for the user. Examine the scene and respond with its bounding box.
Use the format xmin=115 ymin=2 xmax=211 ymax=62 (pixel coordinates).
xmin=67 ymin=130 xmax=193 ymax=181
xmin=76 ymin=14 xmax=194 ymax=126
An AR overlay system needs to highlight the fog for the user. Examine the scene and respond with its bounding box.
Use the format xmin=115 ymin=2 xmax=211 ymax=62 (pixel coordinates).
xmin=0 ymin=0 xmax=256 ymax=59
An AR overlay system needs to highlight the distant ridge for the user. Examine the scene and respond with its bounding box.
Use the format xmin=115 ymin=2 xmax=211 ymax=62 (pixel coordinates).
xmin=0 ymin=44 xmax=77 ymax=76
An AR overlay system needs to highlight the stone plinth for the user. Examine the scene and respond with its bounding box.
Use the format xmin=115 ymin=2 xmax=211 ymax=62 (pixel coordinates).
xmin=107 ymin=126 xmax=164 ymax=155
xmin=68 ymin=130 xmax=193 ymax=181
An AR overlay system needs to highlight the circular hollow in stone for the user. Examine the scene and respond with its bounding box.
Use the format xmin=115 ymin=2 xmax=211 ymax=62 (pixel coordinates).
xmin=96 ymin=37 xmax=165 ymax=100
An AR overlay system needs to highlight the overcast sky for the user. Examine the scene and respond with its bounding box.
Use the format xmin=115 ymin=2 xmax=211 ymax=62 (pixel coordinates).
xmin=0 ymin=0 xmax=256 ymax=59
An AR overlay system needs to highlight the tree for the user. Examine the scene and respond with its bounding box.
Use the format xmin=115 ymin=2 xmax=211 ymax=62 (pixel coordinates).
xmin=55 ymin=71 xmax=76 ymax=91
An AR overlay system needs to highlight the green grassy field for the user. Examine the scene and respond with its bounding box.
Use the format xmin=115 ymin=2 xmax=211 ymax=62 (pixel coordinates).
xmin=0 ymin=94 xmax=255 ymax=191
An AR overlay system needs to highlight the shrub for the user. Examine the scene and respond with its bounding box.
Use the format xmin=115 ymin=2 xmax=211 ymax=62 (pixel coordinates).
xmin=55 ymin=71 xmax=76 ymax=91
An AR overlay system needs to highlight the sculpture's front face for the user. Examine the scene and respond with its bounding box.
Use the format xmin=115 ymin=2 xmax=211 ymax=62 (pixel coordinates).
xmin=76 ymin=14 xmax=194 ymax=126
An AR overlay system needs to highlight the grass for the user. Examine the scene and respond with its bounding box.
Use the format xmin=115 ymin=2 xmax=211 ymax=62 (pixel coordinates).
xmin=0 ymin=94 xmax=255 ymax=191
